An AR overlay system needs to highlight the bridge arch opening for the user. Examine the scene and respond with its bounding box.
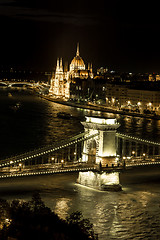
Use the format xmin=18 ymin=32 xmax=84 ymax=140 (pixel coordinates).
xmin=87 ymin=139 xmax=97 ymax=164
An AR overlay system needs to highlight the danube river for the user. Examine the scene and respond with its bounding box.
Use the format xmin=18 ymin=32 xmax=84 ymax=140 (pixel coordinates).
xmin=0 ymin=89 xmax=160 ymax=239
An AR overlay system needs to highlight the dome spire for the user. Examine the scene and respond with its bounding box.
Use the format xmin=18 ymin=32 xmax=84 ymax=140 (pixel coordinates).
xmin=76 ymin=42 xmax=80 ymax=56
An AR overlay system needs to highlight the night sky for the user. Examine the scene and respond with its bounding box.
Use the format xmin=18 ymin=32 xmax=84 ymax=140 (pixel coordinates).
xmin=0 ymin=0 xmax=160 ymax=73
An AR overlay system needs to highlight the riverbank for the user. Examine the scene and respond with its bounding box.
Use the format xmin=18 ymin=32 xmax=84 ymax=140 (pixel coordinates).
xmin=40 ymin=94 xmax=160 ymax=120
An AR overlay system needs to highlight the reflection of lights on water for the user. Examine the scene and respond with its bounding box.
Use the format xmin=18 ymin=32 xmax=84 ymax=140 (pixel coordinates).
xmin=109 ymin=205 xmax=124 ymax=237
xmin=54 ymin=198 xmax=71 ymax=219
xmin=138 ymin=191 xmax=155 ymax=208
xmin=75 ymin=182 xmax=103 ymax=192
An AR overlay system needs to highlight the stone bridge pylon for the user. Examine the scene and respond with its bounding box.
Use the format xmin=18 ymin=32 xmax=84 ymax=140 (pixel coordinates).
xmin=81 ymin=116 xmax=120 ymax=167
xmin=77 ymin=116 xmax=122 ymax=191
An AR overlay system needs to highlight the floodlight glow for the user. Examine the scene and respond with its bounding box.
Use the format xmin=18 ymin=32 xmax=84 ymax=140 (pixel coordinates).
xmin=77 ymin=171 xmax=120 ymax=188
xmin=85 ymin=117 xmax=117 ymax=125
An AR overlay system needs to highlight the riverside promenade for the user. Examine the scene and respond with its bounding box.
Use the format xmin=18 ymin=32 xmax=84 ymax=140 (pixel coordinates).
xmin=40 ymin=95 xmax=160 ymax=120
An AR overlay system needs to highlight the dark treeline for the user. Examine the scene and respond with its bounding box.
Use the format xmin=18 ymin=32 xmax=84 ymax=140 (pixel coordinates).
xmin=0 ymin=192 xmax=98 ymax=240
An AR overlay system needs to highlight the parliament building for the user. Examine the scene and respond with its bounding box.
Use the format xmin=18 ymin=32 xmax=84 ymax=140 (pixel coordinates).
xmin=49 ymin=44 xmax=94 ymax=99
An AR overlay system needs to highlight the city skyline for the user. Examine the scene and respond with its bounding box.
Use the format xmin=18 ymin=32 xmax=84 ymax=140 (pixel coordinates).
xmin=0 ymin=0 xmax=160 ymax=73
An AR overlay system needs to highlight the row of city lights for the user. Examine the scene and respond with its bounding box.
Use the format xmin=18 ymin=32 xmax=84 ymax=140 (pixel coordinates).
xmin=107 ymin=98 xmax=153 ymax=107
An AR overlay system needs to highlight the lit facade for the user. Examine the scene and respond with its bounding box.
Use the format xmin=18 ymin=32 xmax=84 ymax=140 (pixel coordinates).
xmin=49 ymin=43 xmax=94 ymax=99
xmin=106 ymin=83 xmax=160 ymax=112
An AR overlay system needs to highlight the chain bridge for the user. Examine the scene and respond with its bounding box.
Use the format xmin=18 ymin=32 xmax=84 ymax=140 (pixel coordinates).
xmin=0 ymin=116 xmax=160 ymax=190
xmin=0 ymin=81 xmax=34 ymax=88
xmin=0 ymin=81 xmax=50 ymax=89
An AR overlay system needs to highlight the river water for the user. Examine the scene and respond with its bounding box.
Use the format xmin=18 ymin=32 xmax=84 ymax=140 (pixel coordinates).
xmin=0 ymin=89 xmax=160 ymax=239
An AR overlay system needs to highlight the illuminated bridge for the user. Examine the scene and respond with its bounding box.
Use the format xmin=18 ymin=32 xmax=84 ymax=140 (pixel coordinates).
xmin=0 ymin=81 xmax=48 ymax=90
xmin=1 ymin=116 xmax=160 ymax=190
xmin=0 ymin=81 xmax=34 ymax=88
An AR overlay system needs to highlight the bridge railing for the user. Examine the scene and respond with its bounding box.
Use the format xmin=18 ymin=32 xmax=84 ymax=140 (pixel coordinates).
xmin=124 ymin=155 xmax=160 ymax=167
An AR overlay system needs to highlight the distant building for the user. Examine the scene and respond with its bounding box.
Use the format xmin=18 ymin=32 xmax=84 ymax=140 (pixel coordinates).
xmin=105 ymin=83 xmax=160 ymax=112
xmin=148 ymin=74 xmax=160 ymax=82
xmin=156 ymin=74 xmax=160 ymax=81
xmin=149 ymin=74 xmax=155 ymax=81
xmin=97 ymin=67 xmax=108 ymax=75
xmin=49 ymin=43 xmax=94 ymax=99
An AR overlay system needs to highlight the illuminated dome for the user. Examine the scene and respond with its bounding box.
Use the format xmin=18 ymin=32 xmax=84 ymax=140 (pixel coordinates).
xmin=70 ymin=43 xmax=85 ymax=71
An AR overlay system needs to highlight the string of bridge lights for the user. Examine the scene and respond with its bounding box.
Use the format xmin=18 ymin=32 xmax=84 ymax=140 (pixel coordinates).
xmin=117 ymin=132 xmax=160 ymax=146
xmin=0 ymin=167 xmax=96 ymax=179
xmin=0 ymin=132 xmax=98 ymax=168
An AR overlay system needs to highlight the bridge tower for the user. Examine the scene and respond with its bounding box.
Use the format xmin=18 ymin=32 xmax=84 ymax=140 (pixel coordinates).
xmin=77 ymin=116 xmax=122 ymax=191
xmin=81 ymin=116 xmax=120 ymax=166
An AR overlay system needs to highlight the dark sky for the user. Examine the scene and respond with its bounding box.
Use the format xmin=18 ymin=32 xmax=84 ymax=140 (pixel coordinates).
xmin=0 ymin=0 xmax=160 ymax=73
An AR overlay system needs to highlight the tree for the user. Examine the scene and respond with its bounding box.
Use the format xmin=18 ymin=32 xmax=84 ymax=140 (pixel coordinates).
xmin=0 ymin=193 xmax=98 ymax=240
xmin=66 ymin=211 xmax=97 ymax=240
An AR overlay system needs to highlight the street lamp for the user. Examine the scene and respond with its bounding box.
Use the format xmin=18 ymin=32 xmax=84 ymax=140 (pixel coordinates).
xmin=137 ymin=102 xmax=141 ymax=106
xmin=19 ymin=163 xmax=22 ymax=171
xmin=148 ymin=102 xmax=152 ymax=107
xmin=61 ymin=159 xmax=64 ymax=168
xmin=51 ymin=157 xmax=54 ymax=164
xmin=112 ymin=98 xmax=115 ymax=105
xmin=148 ymin=102 xmax=152 ymax=109
xmin=132 ymin=151 xmax=135 ymax=156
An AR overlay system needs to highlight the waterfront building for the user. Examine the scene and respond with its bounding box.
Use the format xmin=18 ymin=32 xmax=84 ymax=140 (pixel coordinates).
xmin=49 ymin=43 xmax=94 ymax=99
xmin=105 ymin=83 xmax=160 ymax=112
xmin=149 ymin=73 xmax=160 ymax=82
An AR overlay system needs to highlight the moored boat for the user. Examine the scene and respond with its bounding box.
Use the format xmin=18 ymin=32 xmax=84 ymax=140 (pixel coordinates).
xmin=57 ymin=112 xmax=72 ymax=119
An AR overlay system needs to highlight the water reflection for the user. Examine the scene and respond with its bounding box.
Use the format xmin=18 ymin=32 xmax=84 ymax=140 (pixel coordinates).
xmin=54 ymin=198 xmax=71 ymax=219
xmin=0 ymin=171 xmax=159 ymax=239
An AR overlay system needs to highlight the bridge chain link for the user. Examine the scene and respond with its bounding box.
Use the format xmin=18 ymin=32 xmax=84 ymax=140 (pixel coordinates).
xmin=0 ymin=131 xmax=98 ymax=168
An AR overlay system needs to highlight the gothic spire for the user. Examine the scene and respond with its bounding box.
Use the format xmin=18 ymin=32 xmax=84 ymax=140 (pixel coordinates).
xmin=56 ymin=58 xmax=59 ymax=71
xmin=60 ymin=57 xmax=63 ymax=71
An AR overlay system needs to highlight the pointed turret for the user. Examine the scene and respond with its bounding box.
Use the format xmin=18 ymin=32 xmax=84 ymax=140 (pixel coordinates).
xmin=90 ymin=63 xmax=93 ymax=73
xmin=56 ymin=58 xmax=60 ymax=72
xmin=60 ymin=57 xmax=63 ymax=72
xmin=88 ymin=63 xmax=90 ymax=70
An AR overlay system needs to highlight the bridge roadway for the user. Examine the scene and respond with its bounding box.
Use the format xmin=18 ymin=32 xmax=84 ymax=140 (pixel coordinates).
xmin=1 ymin=158 xmax=160 ymax=179
xmin=0 ymin=131 xmax=98 ymax=168
xmin=0 ymin=163 xmax=97 ymax=179
xmin=125 ymin=155 xmax=160 ymax=167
